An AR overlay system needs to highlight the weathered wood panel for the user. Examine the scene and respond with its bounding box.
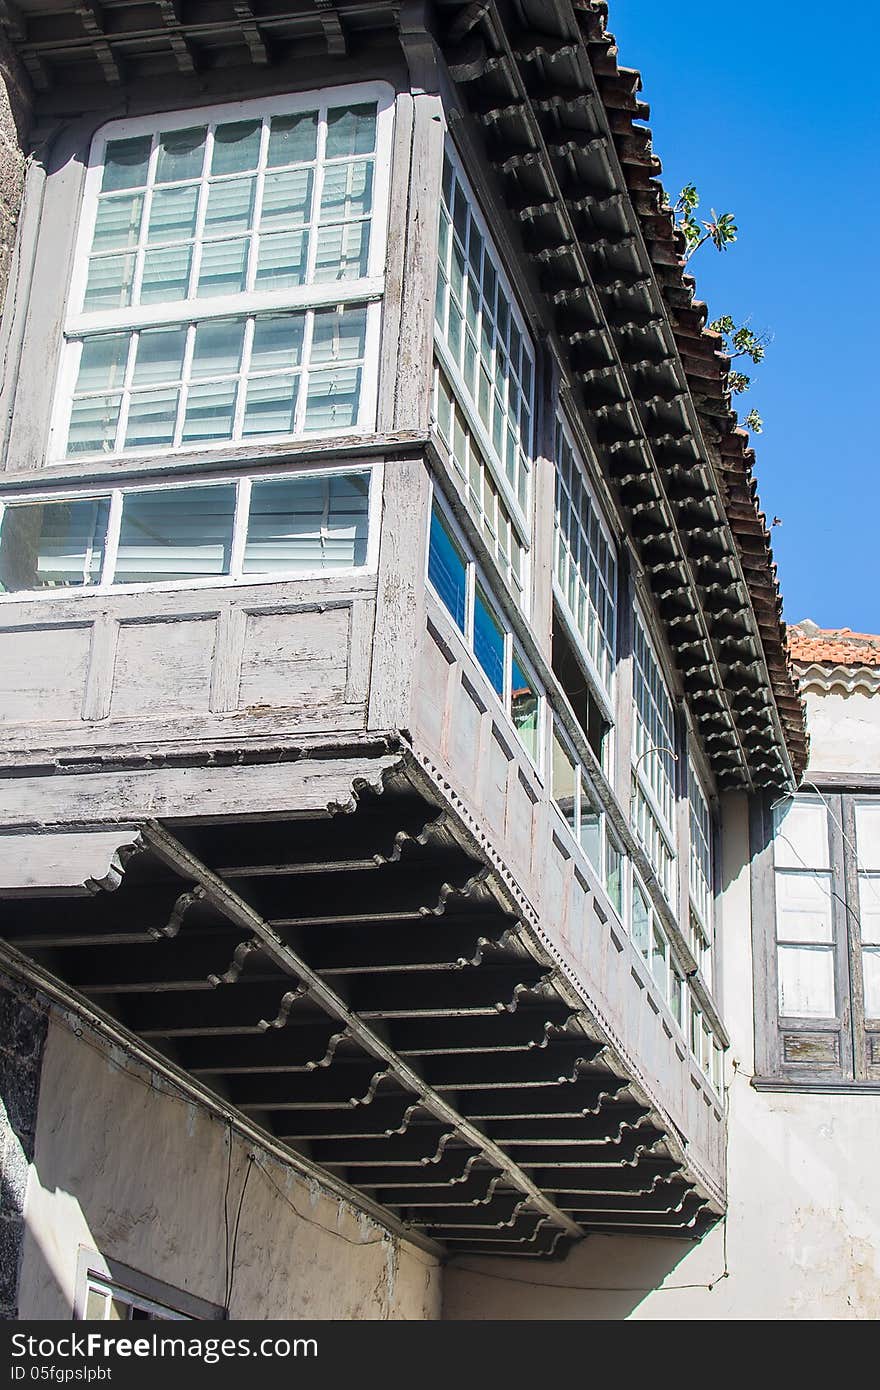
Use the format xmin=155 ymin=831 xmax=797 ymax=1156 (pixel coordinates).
xmin=0 ymin=624 xmax=91 ymax=722
xmin=111 ymin=618 xmax=217 ymax=718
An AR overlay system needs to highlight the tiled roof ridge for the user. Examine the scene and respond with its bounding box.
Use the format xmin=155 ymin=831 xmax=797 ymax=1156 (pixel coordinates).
xmin=580 ymin=1 xmax=808 ymax=777
xmin=788 ymin=619 xmax=880 ymax=668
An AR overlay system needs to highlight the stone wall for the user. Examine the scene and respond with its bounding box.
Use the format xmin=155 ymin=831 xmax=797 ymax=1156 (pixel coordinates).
xmin=0 ymin=32 xmax=29 ymax=314
xmin=0 ymin=973 xmax=48 ymax=1320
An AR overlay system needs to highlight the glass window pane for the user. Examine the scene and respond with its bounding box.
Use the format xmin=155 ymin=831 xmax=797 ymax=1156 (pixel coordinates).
xmin=0 ymin=498 xmax=109 ymax=591
xmin=773 ymin=800 xmax=829 ymax=869
xmin=605 ymin=838 xmax=623 ymax=916
xmin=311 ymin=306 xmax=366 ymax=363
xmin=67 ymin=395 xmax=122 ymax=455
xmin=250 ymin=313 xmax=305 ymax=372
xmin=261 ymin=169 xmax=314 ymax=228
xmin=267 ymin=112 xmax=318 ymax=167
xmin=244 ymin=472 xmax=369 ymax=574
xmin=124 ymin=388 xmax=179 ymax=450
xmin=652 ymin=925 xmax=669 ymax=992
xmin=84 ymin=253 xmax=135 ymax=310
xmin=511 ymin=653 xmax=539 ymax=760
xmin=242 ymin=375 xmax=299 ymax=437
xmin=196 ymin=238 xmax=249 ymax=297
xmin=115 ymin=485 xmax=235 ymax=582
xmin=156 ymin=127 xmax=206 ymax=183
xmin=856 ymin=803 xmax=880 ymax=871
xmin=181 ymin=379 xmax=238 ymax=442
xmin=93 ymin=193 xmax=144 ymax=252
xmin=320 ymin=161 xmax=373 ymax=222
xmin=190 ymin=318 xmax=245 ymax=379
xmin=76 ymin=335 xmax=130 ymax=394
xmin=428 ymin=508 xmax=466 ymax=633
xmin=101 ymin=136 xmax=152 ymax=193
xmin=631 ymin=881 xmax=650 ymax=961
xmin=777 ymin=944 xmax=835 ymax=1018
xmin=204 ymin=177 xmax=255 ymax=236
xmin=775 ymin=870 xmax=834 ymax=943
xmin=211 ymin=120 xmax=261 ymax=175
xmin=859 ymin=874 xmax=880 ymax=945
xmin=325 ymin=105 xmax=376 ymax=159
xmin=313 ymin=220 xmax=369 ymax=282
xmin=579 ymin=775 xmax=601 ymax=872
xmin=474 ymin=588 xmax=504 ymax=695
xmin=140 ymin=244 xmax=192 ymax=303
xmin=304 ymin=365 xmax=361 ymax=432
xmin=147 ymin=185 xmax=199 ymax=244
xmin=552 ymin=731 xmax=577 ymax=836
xmin=131 ymin=326 xmax=187 ymax=386
xmin=255 ymin=229 xmax=308 ymax=289
xmin=863 ymin=948 xmax=880 ymax=1018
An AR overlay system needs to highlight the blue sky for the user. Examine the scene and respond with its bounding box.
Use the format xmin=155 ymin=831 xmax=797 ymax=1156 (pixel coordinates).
xmin=609 ymin=1 xmax=880 ymax=632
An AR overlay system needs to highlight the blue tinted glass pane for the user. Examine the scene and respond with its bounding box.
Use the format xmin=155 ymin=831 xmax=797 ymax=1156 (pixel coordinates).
xmin=428 ymin=508 xmax=466 ymax=632
xmin=474 ymin=589 xmax=504 ymax=696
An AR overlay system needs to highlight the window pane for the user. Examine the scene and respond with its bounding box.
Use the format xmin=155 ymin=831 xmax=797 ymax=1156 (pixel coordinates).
xmin=76 ymin=335 xmax=130 ymax=393
xmin=211 ymin=120 xmax=261 ymax=175
xmin=775 ymin=870 xmax=834 ymax=943
xmin=552 ymin=732 xmax=577 ymax=836
xmin=631 ymin=881 xmax=650 ymax=961
xmin=242 ymin=375 xmax=298 ymax=437
xmin=190 ymin=318 xmax=245 ymax=379
xmin=261 ymin=169 xmax=313 ymax=227
xmin=773 ymin=800 xmax=829 ymax=869
xmin=605 ymin=838 xmax=623 ymax=916
xmin=132 ymin=327 xmax=187 ymax=386
xmin=511 ymin=653 xmax=539 ymax=760
xmin=124 ymin=388 xmax=179 ymax=450
xmin=858 ymin=873 xmax=880 ymax=945
xmin=244 ymin=473 xmax=369 ymax=574
xmin=777 ymin=944 xmax=835 ymax=1018
xmin=579 ymin=775 xmax=601 ymax=873
xmin=140 ymin=244 xmax=192 ymax=303
xmin=652 ymin=925 xmax=669 ymax=992
xmin=181 ymin=379 xmax=238 ymax=442
xmin=197 ymin=238 xmax=249 ymax=297
xmin=67 ymin=395 xmax=122 ymax=454
xmin=428 ymin=508 xmax=466 ymax=633
xmin=255 ymin=229 xmax=308 ymax=289
xmin=863 ymin=948 xmax=880 ymax=1018
xmin=304 ymin=366 xmax=361 ymax=431
xmin=325 ymin=105 xmax=376 ymax=158
xmin=311 ymin=306 xmax=366 ymax=363
xmin=320 ymin=161 xmax=373 ymax=222
xmin=115 ymin=485 xmax=235 ymax=581
xmin=267 ymin=112 xmax=318 ymax=167
xmin=101 ymin=136 xmax=151 ymax=192
xmin=0 ymin=498 xmax=109 ymax=591
xmin=856 ymin=802 xmax=880 ymax=871
xmin=84 ymin=253 xmax=135 ymax=310
xmin=156 ymin=127 xmax=206 ymax=183
xmin=93 ymin=193 xmax=144 ymax=252
xmin=250 ymin=313 xmax=305 ymax=371
xmin=313 ymin=220 xmax=369 ymax=282
xmin=474 ymin=589 xmax=504 ymax=696
xmin=204 ymin=177 xmax=255 ymax=236
xmin=148 ymin=185 xmax=199 ymax=244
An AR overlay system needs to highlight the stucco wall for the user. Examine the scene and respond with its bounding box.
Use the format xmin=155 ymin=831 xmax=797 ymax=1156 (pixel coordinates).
xmin=800 ymin=684 xmax=880 ymax=777
xmin=18 ymin=1014 xmax=441 ymax=1321
xmin=443 ymin=783 xmax=880 ymax=1320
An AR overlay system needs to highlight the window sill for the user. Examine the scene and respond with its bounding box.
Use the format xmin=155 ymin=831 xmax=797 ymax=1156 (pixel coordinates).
xmin=751 ymin=1075 xmax=880 ymax=1095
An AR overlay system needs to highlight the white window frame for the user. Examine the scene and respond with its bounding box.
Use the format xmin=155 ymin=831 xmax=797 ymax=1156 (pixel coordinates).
xmin=74 ymin=1247 xmax=222 ymax=1321
xmin=0 ymin=462 xmax=382 ymax=601
xmin=433 ymin=138 xmax=536 ymax=547
xmin=426 ymin=488 xmax=544 ymax=774
xmin=631 ymin=605 xmax=678 ymax=895
xmin=552 ymin=413 xmax=618 ymax=711
xmin=50 ymin=83 xmax=396 ymax=462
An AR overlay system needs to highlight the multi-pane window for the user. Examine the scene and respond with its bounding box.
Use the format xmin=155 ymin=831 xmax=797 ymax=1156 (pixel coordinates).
xmin=688 ymin=757 xmax=714 ymax=983
xmin=427 ymin=501 xmax=542 ymax=765
xmin=53 ymin=86 xmax=394 ymax=459
xmin=632 ymin=612 xmax=677 ymax=898
xmin=758 ymin=792 xmax=880 ymax=1084
xmin=551 ymin=723 xmax=605 ymax=878
xmin=0 ymin=469 xmax=373 ymax=593
xmin=553 ymin=421 xmax=617 ymax=696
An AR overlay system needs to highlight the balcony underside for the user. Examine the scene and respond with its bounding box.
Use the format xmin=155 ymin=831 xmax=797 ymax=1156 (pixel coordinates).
xmin=0 ymin=757 xmax=720 ymax=1259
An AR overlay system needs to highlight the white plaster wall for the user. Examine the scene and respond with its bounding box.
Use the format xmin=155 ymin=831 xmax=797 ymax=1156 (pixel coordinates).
xmin=18 ymin=1016 xmax=442 ymax=1321
xmin=801 ymin=685 xmax=880 ymax=776
xmin=443 ymin=786 xmax=880 ymax=1320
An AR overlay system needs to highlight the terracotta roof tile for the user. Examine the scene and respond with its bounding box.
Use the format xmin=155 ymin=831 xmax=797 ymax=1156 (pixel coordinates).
xmin=788 ymin=621 xmax=880 ymax=668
